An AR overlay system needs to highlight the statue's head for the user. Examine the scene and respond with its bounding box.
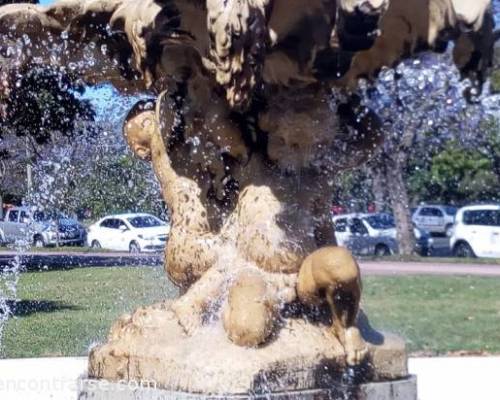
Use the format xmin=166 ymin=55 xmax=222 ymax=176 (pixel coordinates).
xmin=123 ymin=100 xmax=157 ymax=161
xmin=259 ymin=91 xmax=339 ymax=173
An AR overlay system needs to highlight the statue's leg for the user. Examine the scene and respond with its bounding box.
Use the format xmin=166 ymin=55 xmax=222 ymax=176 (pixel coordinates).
xmin=297 ymin=246 xmax=367 ymax=365
xmin=171 ymin=266 xmax=226 ymax=335
xmin=223 ymin=270 xmax=278 ymax=347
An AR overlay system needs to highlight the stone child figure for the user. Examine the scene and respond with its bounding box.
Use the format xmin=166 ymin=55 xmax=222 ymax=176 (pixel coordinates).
xmin=124 ymin=98 xmax=367 ymax=363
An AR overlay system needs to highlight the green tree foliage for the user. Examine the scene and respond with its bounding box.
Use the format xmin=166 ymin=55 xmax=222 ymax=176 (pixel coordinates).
xmin=481 ymin=117 xmax=500 ymax=178
xmin=0 ymin=65 xmax=94 ymax=204
xmin=0 ymin=0 xmax=37 ymax=4
xmin=2 ymin=65 xmax=94 ymax=144
xmin=77 ymin=151 xmax=165 ymax=219
xmin=491 ymin=69 xmax=500 ymax=94
xmin=29 ymin=139 xmax=166 ymax=221
xmin=410 ymin=141 xmax=499 ymax=204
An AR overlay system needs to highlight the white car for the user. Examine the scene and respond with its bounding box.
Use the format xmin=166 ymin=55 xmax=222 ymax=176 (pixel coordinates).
xmin=412 ymin=205 xmax=457 ymax=236
xmin=87 ymin=213 xmax=170 ymax=253
xmin=333 ymin=213 xmax=398 ymax=256
xmin=450 ymin=205 xmax=500 ymax=258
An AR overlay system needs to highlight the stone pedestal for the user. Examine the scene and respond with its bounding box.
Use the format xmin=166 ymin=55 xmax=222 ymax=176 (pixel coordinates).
xmin=84 ymin=301 xmax=415 ymax=398
xmin=78 ymin=376 xmax=417 ymax=399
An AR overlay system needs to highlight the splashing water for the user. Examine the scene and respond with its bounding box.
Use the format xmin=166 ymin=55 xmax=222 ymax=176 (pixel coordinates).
xmin=0 ymin=246 xmax=28 ymax=349
xmin=0 ymin=1 xmax=497 ymax=357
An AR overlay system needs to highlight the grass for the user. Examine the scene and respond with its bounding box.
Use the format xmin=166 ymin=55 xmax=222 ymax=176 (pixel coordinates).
xmin=1 ymin=266 xmax=176 ymax=358
xmin=1 ymin=267 xmax=499 ymax=358
xmin=362 ymin=276 xmax=500 ymax=355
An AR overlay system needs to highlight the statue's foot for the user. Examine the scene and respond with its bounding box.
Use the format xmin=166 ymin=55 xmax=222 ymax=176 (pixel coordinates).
xmin=344 ymin=326 xmax=368 ymax=366
xmin=171 ymin=300 xmax=203 ymax=335
xmin=171 ymin=267 xmax=227 ymax=335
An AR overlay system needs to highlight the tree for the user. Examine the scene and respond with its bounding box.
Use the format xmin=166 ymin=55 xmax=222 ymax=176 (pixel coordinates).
xmin=360 ymin=54 xmax=482 ymax=254
xmin=2 ymin=65 xmax=94 ymax=144
xmin=492 ymin=69 xmax=500 ymax=93
xmin=0 ymin=62 xmax=166 ymax=221
xmin=27 ymin=119 xmax=167 ymax=221
xmin=0 ymin=0 xmax=36 ymax=4
xmin=427 ymin=142 xmax=498 ymax=203
xmin=480 ymin=117 xmax=500 ymax=180
xmin=0 ymin=65 xmax=94 ymax=208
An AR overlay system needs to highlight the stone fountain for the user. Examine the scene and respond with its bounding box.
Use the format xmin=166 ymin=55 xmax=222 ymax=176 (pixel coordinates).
xmin=0 ymin=0 xmax=497 ymax=398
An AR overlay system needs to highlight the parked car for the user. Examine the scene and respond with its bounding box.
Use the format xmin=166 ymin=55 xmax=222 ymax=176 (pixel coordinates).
xmin=450 ymin=204 xmax=500 ymax=258
xmin=0 ymin=206 xmax=86 ymax=247
xmin=87 ymin=213 xmax=170 ymax=253
xmin=412 ymin=205 xmax=457 ymax=236
xmin=332 ymin=213 xmax=432 ymax=256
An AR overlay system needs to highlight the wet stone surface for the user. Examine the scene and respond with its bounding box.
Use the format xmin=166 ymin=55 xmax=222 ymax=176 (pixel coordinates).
xmin=78 ymin=376 xmax=417 ymax=400
xmin=87 ymin=302 xmax=409 ymax=396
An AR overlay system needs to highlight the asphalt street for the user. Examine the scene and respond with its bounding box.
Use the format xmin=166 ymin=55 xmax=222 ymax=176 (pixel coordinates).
xmin=0 ymin=249 xmax=499 ymax=276
xmin=0 ymin=250 xmax=162 ymax=270
xmin=359 ymin=261 xmax=500 ymax=277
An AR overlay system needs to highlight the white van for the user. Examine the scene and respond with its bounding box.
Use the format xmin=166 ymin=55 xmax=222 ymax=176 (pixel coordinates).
xmin=450 ymin=205 xmax=500 ymax=258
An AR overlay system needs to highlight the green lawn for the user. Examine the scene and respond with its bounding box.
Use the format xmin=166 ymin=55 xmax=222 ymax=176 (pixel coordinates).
xmin=1 ymin=267 xmax=499 ymax=358
xmin=362 ymin=276 xmax=500 ymax=355
xmin=1 ymin=267 xmax=177 ymax=358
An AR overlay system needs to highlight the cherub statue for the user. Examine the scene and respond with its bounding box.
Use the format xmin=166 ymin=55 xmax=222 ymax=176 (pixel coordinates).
xmin=0 ymin=0 xmax=497 ymax=371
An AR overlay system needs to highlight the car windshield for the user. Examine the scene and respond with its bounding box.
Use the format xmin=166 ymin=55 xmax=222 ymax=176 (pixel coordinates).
xmin=364 ymin=215 xmax=396 ymax=230
xmin=445 ymin=207 xmax=457 ymax=216
xmin=33 ymin=210 xmax=68 ymax=222
xmin=127 ymin=215 xmax=164 ymax=228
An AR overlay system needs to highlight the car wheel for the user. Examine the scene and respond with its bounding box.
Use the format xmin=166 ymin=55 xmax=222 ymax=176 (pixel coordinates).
xmin=91 ymin=240 xmax=102 ymax=250
xmin=129 ymin=241 xmax=141 ymax=254
xmin=34 ymin=235 xmax=45 ymax=248
xmin=375 ymin=244 xmax=391 ymax=257
xmin=453 ymin=242 xmax=475 ymax=258
xmin=416 ymin=246 xmax=430 ymax=257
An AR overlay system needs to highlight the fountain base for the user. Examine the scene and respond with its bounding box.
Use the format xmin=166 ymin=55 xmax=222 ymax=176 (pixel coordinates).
xmin=78 ymin=376 xmax=417 ymax=399
xmin=85 ymin=301 xmax=415 ymax=397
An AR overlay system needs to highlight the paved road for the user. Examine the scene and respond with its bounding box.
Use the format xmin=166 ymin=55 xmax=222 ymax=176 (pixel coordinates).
xmin=0 ymin=251 xmax=162 ymax=270
xmin=359 ymin=261 xmax=500 ymax=277
xmin=0 ymin=250 xmax=499 ymax=276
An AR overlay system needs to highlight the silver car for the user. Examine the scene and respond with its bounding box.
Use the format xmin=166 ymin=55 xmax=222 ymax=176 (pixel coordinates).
xmin=0 ymin=207 xmax=86 ymax=247
xmin=333 ymin=213 xmax=398 ymax=256
xmin=412 ymin=205 xmax=457 ymax=236
xmin=333 ymin=213 xmax=433 ymax=256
